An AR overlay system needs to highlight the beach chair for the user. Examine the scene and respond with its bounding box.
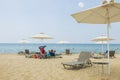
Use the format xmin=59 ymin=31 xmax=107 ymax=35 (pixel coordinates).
xmin=104 ymin=50 xmax=115 ymax=58
xmin=25 ymin=49 xmax=30 ymax=54
xmin=25 ymin=49 xmax=31 ymax=58
xmin=25 ymin=49 xmax=35 ymax=58
xmin=61 ymin=51 xmax=92 ymax=69
xmin=109 ymin=50 xmax=115 ymax=58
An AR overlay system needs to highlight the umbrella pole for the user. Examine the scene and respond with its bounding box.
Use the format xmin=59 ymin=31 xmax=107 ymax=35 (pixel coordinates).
xmin=102 ymin=41 xmax=104 ymax=54
xmin=107 ymin=24 xmax=110 ymax=74
xmin=41 ymin=39 xmax=44 ymax=45
xmin=106 ymin=7 xmax=110 ymax=74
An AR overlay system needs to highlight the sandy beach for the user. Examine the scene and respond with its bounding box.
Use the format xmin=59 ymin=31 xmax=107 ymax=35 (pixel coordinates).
xmin=0 ymin=53 xmax=120 ymax=80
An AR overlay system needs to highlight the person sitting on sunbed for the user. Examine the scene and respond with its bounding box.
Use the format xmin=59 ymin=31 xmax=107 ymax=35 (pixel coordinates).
xmin=35 ymin=52 xmax=41 ymax=59
xmin=39 ymin=46 xmax=47 ymax=58
xmin=49 ymin=49 xmax=56 ymax=56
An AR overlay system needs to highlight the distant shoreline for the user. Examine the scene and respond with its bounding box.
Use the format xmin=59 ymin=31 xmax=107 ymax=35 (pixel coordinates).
xmin=0 ymin=43 xmax=120 ymax=54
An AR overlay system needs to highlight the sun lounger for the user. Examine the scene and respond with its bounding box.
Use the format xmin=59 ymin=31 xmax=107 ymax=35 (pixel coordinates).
xmin=46 ymin=53 xmax=62 ymax=59
xmin=104 ymin=50 xmax=115 ymax=58
xmin=109 ymin=50 xmax=115 ymax=58
xmin=25 ymin=49 xmax=36 ymax=58
xmin=46 ymin=49 xmax=62 ymax=59
xmin=61 ymin=51 xmax=92 ymax=69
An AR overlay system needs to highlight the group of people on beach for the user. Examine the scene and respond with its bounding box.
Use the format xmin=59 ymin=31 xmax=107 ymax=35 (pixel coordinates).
xmin=30 ymin=45 xmax=56 ymax=59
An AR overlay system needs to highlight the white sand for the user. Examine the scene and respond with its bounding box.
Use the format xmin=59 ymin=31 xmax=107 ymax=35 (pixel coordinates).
xmin=0 ymin=53 xmax=120 ymax=80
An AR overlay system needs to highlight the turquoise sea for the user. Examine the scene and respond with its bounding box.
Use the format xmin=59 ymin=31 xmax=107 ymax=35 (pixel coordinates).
xmin=0 ymin=43 xmax=120 ymax=54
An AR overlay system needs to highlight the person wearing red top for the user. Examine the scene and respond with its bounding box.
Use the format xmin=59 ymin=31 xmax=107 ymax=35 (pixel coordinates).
xmin=40 ymin=47 xmax=45 ymax=54
xmin=35 ymin=53 xmax=40 ymax=59
xmin=39 ymin=46 xmax=47 ymax=58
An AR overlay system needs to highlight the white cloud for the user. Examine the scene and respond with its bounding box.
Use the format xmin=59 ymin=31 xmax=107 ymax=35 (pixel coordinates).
xmin=78 ymin=2 xmax=84 ymax=8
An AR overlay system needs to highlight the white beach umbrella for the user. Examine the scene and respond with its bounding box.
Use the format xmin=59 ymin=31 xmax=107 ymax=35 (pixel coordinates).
xmin=95 ymin=41 xmax=107 ymax=44
xmin=18 ymin=39 xmax=29 ymax=44
xmin=31 ymin=33 xmax=53 ymax=44
xmin=92 ymin=35 xmax=114 ymax=42
xmin=71 ymin=0 xmax=120 ymax=74
xmin=92 ymin=35 xmax=114 ymax=54
xmin=58 ymin=40 xmax=70 ymax=44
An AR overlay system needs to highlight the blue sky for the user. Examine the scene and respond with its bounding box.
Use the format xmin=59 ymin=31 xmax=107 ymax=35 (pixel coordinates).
xmin=0 ymin=0 xmax=120 ymax=43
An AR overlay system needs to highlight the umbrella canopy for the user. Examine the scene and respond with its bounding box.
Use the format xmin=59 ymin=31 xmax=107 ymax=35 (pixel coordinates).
xmin=58 ymin=40 xmax=70 ymax=44
xmin=92 ymin=35 xmax=114 ymax=42
xmin=71 ymin=1 xmax=120 ymax=24
xmin=95 ymin=41 xmax=107 ymax=44
xmin=92 ymin=35 xmax=114 ymax=54
xmin=31 ymin=33 xmax=53 ymax=44
xmin=71 ymin=0 xmax=120 ymax=74
xmin=18 ymin=39 xmax=29 ymax=44
xmin=32 ymin=33 xmax=53 ymax=39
